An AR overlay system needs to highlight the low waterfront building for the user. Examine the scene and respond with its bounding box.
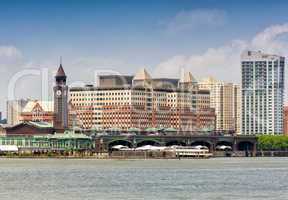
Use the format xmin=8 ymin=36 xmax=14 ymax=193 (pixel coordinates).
xmin=0 ymin=130 xmax=92 ymax=152
xmin=4 ymin=121 xmax=54 ymax=136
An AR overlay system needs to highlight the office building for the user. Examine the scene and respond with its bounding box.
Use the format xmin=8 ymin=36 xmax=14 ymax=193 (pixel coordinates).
xmin=69 ymin=69 xmax=216 ymax=131
xmin=199 ymin=77 xmax=240 ymax=134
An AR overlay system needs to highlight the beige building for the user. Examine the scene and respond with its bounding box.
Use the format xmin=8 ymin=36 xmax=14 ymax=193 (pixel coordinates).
xmin=196 ymin=90 xmax=210 ymax=110
xmin=233 ymin=84 xmax=241 ymax=134
xmin=199 ymin=77 xmax=241 ymax=134
xmin=69 ymin=69 xmax=216 ymax=132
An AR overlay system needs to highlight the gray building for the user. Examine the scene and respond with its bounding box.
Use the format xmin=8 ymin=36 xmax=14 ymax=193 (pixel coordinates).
xmin=241 ymin=51 xmax=285 ymax=135
xmin=6 ymin=99 xmax=30 ymax=125
xmin=97 ymin=75 xmax=133 ymax=88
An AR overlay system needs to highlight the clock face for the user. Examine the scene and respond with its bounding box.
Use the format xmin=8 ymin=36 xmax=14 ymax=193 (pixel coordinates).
xmin=56 ymin=90 xmax=62 ymax=96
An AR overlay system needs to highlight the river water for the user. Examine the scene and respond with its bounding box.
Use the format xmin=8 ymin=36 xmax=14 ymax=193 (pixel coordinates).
xmin=0 ymin=158 xmax=287 ymax=200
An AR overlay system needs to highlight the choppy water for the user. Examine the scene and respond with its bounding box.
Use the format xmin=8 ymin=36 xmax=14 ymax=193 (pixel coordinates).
xmin=0 ymin=158 xmax=287 ymax=200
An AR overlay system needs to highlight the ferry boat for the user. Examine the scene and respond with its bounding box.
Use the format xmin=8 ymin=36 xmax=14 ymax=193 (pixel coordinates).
xmin=112 ymin=145 xmax=213 ymax=159
xmin=170 ymin=146 xmax=213 ymax=158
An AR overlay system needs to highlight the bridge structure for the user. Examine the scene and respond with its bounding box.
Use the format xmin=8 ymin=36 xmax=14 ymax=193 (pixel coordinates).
xmin=94 ymin=135 xmax=258 ymax=155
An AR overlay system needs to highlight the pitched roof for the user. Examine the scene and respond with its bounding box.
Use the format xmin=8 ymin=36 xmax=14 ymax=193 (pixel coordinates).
xmin=7 ymin=121 xmax=53 ymax=130
xmin=179 ymin=70 xmax=197 ymax=83
xmin=200 ymin=76 xmax=219 ymax=84
xmin=56 ymin=64 xmax=66 ymax=77
xmin=27 ymin=121 xmax=53 ymax=128
xmin=133 ymin=68 xmax=151 ymax=80
xmin=50 ymin=130 xmax=91 ymax=139
xmin=22 ymin=100 xmax=54 ymax=112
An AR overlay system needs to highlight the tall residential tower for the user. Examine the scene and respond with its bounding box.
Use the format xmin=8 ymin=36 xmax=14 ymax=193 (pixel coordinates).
xmin=241 ymin=51 xmax=285 ymax=135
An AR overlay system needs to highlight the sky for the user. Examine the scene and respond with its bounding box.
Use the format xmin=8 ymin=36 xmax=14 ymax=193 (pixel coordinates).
xmin=1 ymin=0 xmax=288 ymax=116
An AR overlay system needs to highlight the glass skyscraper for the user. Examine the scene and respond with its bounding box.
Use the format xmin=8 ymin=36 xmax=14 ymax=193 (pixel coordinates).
xmin=241 ymin=51 xmax=285 ymax=135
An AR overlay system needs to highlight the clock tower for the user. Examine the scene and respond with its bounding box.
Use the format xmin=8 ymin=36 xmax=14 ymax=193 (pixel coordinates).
xmin=53 ymin=63 xmax=68 ymax=132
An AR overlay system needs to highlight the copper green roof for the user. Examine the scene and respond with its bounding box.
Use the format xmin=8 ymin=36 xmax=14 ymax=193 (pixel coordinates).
xmin=106 ymin=127 xmax=122 ymax=132
xmin=145 ymin=127 xmax=161 ymax=132
xmin=164 ymin=127 xmax=177 ymax=132
xmin=128 ymin=127 xmax=141 ymax=132
xmin=28 ymin=121 xmax=53 ymax=128
xmin=50 ymin=130 xmax=91 ymax=139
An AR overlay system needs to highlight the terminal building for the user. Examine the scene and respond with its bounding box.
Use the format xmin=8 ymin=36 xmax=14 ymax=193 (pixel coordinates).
xmin=0 ymin=64 xmax=93 ymax=152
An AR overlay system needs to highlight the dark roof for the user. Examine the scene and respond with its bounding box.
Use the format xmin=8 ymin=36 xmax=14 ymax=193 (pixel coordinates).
xmin=152 ymin=78 xmax=179 ymax=85
xmin=56 ymin=64 xmax=66 ymax=77
xmin=198 ymin=90 xmax=210 ymax=95
xmin=7 ymin=121 xmax=53 ymax=130
xmin=98 ymin=75 xmax=133 ymax=87
xmin=99 ymin=75 xmax=133 ymax=79
xmin=69 ymin=86 xmax=190 ymax=93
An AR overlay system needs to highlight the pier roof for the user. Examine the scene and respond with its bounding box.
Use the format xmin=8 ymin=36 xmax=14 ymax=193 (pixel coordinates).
xmin=50 ymin=130 xmax=91 ymax=139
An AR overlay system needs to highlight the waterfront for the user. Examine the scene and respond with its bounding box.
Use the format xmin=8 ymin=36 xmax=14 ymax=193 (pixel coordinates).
xmin=0 ymin=158 xmax=287 ymax=200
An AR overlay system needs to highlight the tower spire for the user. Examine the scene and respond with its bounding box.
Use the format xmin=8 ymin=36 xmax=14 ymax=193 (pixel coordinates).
xmin=56 ymin=59 xmax=66 ymax=78
xmin=60 ymin=56 xmax=62 ymax=66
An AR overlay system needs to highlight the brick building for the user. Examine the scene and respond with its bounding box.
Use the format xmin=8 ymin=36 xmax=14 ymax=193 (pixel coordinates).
xmin=69 ymin=69 xmax=216 ymax=132
xmin=284 ymin=106 xmax=288 ymax=135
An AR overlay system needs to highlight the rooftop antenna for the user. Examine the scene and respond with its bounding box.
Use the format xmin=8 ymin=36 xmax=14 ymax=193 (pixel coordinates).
xmin=60 ymin=56 xmax=62 ymax=66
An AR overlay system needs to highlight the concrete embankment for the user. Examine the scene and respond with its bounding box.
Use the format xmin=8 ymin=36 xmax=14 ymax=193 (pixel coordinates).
xmin=256 ymin=151 xmax=288 ymax=157
xmin=2 ymin=150 xmax=288 ymax=159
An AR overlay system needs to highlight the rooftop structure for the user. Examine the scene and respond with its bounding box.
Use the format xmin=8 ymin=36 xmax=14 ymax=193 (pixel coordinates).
xmin=97 ymin=75 xmax=133 ymax=88
xmin=22 ymin=100 xmax=53 ymax=113
xmin=133 ymin=68 xmax=152 ymax=80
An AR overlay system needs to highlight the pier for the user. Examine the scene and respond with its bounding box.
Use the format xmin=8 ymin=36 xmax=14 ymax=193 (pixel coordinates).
xmin=94 ymin=135 xmax=258 ymax=156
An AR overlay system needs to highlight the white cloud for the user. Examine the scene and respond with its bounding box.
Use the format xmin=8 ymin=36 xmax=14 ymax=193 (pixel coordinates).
xmin=154 ymin=23 xmax=288 ymax=84
xmin=0 ymin=46 xmax=23 ymax=71
xmin=0 ymin=46 xmax=22 ymax=58
xmin=251 ymin=23 xmax=288 ymax=54
xmin=0 ymin=48 xmax=127 ymax=117
xmin=167 ymin=9 xmax=227 ymax=32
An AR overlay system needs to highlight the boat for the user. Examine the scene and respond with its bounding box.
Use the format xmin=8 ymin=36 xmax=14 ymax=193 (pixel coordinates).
xmin=169 ymin=146 xmax=213 ymax=158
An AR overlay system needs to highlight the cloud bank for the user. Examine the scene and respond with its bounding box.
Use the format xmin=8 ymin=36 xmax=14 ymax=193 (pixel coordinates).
xmin=154 ymin=23 xmax=288 ymax=84
xmin=2 ymin=23 xmax=288 ymax=116
xmin=167 ymin=9 xmax=227 ymax=32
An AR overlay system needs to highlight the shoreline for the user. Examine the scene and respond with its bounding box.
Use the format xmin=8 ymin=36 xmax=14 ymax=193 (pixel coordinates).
xmin=1 ymin=155 xmax=288 ymax=159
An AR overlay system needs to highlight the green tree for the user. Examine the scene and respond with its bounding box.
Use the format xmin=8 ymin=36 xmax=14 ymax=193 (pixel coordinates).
xmin=258 ymin=135 xmax=288 ymax=150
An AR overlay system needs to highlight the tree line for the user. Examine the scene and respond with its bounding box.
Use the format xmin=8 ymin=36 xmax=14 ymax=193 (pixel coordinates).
xmin=258 ymin=135 xmax=288 ymax=150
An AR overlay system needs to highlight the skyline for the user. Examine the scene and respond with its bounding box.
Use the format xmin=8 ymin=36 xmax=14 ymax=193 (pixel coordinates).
xmin=1 ymin=0 xmax=288 ymax=115
xmin=0 ymin=2 xmax=288 ymax=200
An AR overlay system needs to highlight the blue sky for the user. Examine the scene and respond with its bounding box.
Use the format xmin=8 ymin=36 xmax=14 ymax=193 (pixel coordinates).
xmin=1 ymin=0 xmax=288 ymax=67
xmin=1 ymin=0 xmax=288 ymax=115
